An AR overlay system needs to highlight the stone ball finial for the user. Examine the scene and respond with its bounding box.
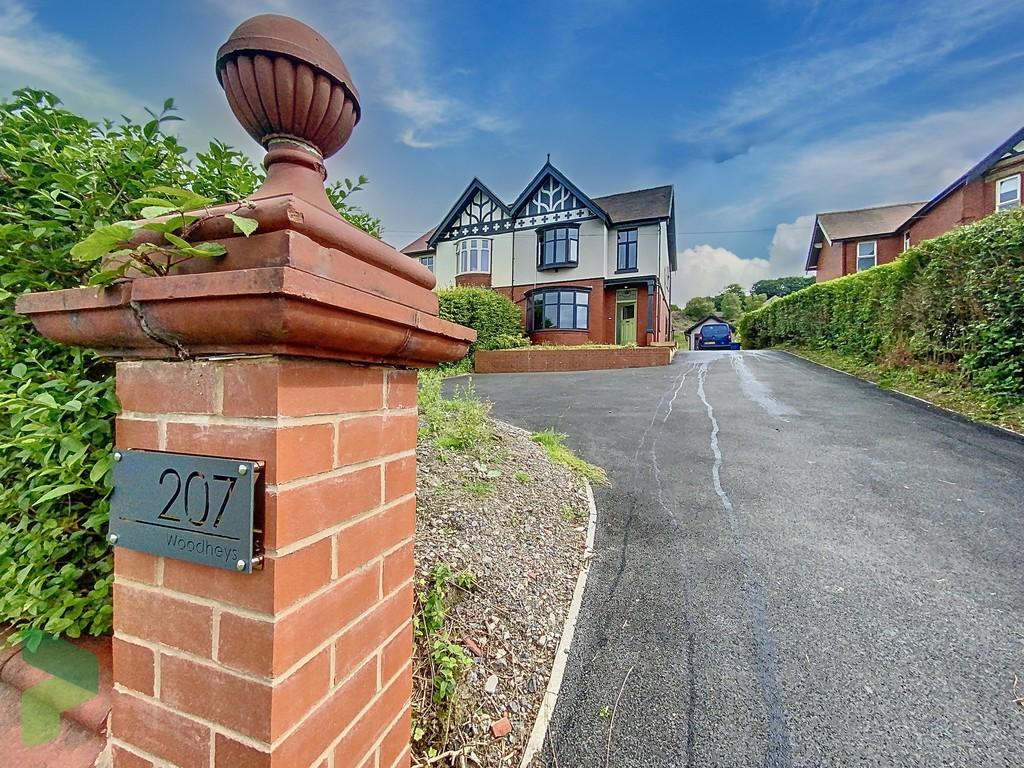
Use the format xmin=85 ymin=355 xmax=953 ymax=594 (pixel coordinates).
xmin=216 ymin=14 xmax=360 ymax=161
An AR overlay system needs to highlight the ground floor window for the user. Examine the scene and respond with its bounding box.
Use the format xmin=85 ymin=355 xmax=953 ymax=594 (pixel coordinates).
xmin=528 ymin=288 xmax=589 ymax=331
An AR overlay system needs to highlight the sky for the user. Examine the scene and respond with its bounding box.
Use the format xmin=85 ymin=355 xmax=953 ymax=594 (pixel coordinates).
xmin=3 ymin=0 xmax=1023 ymax=302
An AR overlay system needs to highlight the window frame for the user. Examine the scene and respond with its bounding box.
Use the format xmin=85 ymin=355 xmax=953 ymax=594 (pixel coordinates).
xmin=903 ymin=231 xmax=911 ymax=252
xmin=616 ymin=228 xmax=638 ymax=273
xmin=536 ymin=225 xmax=580 ymax=270
xmin=455 ymin=238 xmax=492 ymax=275
xmin=526 ymin=288 xmax=590 ymax=332
xmin=856 ymin=240 xmax=877 ymax=272
xmin=996 ymin=174 xmax=1021 ymax=212
xmin=421 ymin=254 xmax=434 ymax=273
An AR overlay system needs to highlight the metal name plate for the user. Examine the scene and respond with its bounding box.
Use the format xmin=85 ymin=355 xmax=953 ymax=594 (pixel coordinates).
xmin=109 ymin=450 xmax=261 ymax=573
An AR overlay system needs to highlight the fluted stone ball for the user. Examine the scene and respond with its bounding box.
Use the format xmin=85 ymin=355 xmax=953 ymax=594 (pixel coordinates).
xmin=216 ymin=14 xmax=361 ymax=159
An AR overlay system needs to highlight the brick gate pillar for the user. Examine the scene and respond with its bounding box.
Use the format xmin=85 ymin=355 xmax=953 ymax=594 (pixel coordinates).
xmin=17 ymin=14 xmax=473 ymax=768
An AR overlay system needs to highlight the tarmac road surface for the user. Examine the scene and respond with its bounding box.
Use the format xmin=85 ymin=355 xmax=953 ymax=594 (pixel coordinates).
xmin=458 ymin=350 xmax=1024 ymax=768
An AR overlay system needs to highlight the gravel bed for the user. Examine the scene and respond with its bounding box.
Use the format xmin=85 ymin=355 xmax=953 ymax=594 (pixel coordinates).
xmin=412 ymin=418 xmax=589 ymax=768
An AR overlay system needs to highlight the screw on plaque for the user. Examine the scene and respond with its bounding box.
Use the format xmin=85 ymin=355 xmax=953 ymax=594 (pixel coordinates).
xmin=107 ymin=533 xmax=118 ymax=545
xmin=238 ymin=464 xmax=248 ymax=476
xmin=113 ymin=452 xmax=122 ymax=462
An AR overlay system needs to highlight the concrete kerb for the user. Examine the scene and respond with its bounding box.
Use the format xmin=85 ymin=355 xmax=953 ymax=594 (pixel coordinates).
xmin=519 ymin=480 xmax=598 ymax=768
xmin=781 ymin=350 xmax=1024 ymax=442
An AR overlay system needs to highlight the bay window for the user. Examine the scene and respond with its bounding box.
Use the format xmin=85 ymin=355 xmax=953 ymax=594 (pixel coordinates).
xmin=456 ymin=238 xmax=491 ymax=274
xmin=527 ymin=289 xmax=589 ymax=331
xmin=537 ymin=226 xmax=579 ymax=269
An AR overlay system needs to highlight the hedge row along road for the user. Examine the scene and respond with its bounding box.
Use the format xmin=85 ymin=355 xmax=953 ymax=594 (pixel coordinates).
xmin=459 ymin=351 xmax=1024 ymax=767
xmin=740 ymin=208 xmax=1024 ymax=400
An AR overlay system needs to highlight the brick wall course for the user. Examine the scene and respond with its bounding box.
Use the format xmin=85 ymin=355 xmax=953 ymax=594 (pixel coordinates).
xmin=475 ymin=345 xmax=672 ymax=373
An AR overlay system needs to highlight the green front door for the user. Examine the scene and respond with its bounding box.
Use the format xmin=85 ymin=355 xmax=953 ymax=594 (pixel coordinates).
xmin=616 ymin=301 xmax=636 ymax=344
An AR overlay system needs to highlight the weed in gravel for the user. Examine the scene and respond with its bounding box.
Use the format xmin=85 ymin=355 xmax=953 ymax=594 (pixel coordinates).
xmin=465 ymin=479 xmax=493 ymax=498
xmin=418 ymin=372 xmax=494 ymax=454
xmin=514 ymin=470 xmax=531 ymax=483
xmin=598 ymin=705 xmax=612 ymax=719
xmin=415 ymin=564 xmax=473 ymax=705
xmin=561 ymin=505 xmax=586 ymax=523
xmin=531 ymin=428 xmax=609 ymax=485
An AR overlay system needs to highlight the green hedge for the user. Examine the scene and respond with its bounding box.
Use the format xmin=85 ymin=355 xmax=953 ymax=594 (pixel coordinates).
xmin=437 ymin=287 xmax=527 ymax=352
xmin=0 ymin=89 xmax=381 ymax=646
xmin=739 ymin=209 xmax=1024 ymax=397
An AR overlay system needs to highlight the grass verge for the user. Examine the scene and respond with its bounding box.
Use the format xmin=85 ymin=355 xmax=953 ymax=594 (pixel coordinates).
xmin=418 ymin=371 xmax=493 ymax=454
xmin=531 ymin=428 xmax=609 ymax=485
xmin=785 ymin=347 xmax=1024 ymax=435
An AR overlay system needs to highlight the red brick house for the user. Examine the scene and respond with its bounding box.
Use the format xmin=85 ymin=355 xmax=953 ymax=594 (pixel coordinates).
xmin=401 ymin=161 xmax=677 ymax=346
xmin=806 ymin=126 xmax=1024 ymax=281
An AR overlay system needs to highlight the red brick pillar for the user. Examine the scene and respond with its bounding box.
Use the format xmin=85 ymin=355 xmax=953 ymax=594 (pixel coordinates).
xmin=107 ymin=359 xmax=418 ymax=767
xmin=15 ymin=13 xmax=474 ymax=768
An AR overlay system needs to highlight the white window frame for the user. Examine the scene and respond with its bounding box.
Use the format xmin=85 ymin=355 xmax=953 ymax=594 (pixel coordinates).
xmin=455 ymin=238 xmax=491 ymax=275
xmin=996 ymin=174 xmax=1021 ymax=212
xmin=421 ymin=255 xmax=434 ymax=273
xmin=856 ymin=240 xmax=877 ymax=272
xmin=903 ymin=231 xmax=911 ymax=252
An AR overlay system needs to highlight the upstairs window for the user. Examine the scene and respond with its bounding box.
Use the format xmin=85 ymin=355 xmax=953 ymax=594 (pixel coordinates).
xmin=903 ymin=232 xmax=911 ymax=252
xmin=528 ymin=289 xmax=589 ymax=331
xmin=421 ymin=255 xmax=434 ymax=272
xmin=456 ymin=238 xmax=490 ymax=274
xmin=856 ymin=240 xmax=876 ymax=272
xmin=537 ymin=226 xmax=579 ymax=269
xmin=996 ymin=175 xmax=1021 ymax=212
xmin=616 ymin=229 xmax=638 ymax=272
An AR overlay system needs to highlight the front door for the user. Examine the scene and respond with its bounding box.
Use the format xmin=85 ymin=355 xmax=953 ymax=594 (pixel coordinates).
xmin=616 ymin=302 xmax=636 ymax=345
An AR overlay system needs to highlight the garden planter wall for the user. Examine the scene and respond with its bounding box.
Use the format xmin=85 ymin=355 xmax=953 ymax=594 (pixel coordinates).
xmin=475 ymin=345 xmax=672 ymax=374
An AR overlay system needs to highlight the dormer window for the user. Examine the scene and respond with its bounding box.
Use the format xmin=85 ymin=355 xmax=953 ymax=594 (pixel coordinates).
xmin=996 ymin=175 xmax=1021 ymax=211
xmin=537 ymin=225 xmax=579 ymax=270
xmin=456 ymin=238 xmax=491 ymax=274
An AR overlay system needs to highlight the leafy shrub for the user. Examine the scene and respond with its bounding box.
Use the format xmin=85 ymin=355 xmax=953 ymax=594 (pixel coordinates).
xmin=739 ymin=209 xmax=1024 ymax=398
xmin=477 ymin=332 xmax=531 ymax=351
xmin=0 ymin=89 xmax=380 ymax=644
xmin=437 ymin=287 xmax=524 ymax=352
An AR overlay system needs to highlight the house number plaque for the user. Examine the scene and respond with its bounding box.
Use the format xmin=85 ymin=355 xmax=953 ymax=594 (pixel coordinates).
xmin=108 ymin=449 xmax=262 ymax=573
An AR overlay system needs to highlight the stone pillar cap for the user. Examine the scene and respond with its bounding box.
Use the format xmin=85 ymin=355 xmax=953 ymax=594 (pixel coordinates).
xmin=16 ymin=15 xmax=475 ymax=367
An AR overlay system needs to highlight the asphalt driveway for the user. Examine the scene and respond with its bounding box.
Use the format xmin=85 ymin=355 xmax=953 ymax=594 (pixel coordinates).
xmin=459 ymin=350 xmax=1024 ymax=767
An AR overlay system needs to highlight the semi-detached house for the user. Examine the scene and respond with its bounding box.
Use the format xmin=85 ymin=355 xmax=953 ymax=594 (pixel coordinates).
xmin=806 ymin=125 xmax=1024 ymax=281
xmin=402 ymin=162 xmax=677 ymax=346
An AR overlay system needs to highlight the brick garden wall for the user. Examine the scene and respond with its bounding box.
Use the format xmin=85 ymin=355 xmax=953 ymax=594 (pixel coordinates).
xmin=111 ymin=358 xmax=416 ymax=768
xmin=474 ymin=345 xmax=672 ymax=373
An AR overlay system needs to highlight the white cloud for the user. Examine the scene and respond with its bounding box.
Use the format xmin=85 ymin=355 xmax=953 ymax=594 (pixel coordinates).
xmin=0 ymin=1 xmax=132 ymax=114
xmin=674 ymin=245 xmax=772 ymax=303
xmin=767 ymin=214 xmax=816 ymax=275
xmin=673 ymin=215 xmax=816 ymax=303
xmin=384 ymin=88 xmax=508 ymax=149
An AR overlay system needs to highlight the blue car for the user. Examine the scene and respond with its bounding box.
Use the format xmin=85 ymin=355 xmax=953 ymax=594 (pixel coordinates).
xmin=696 ymin=323 xmax=733 ymax=350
